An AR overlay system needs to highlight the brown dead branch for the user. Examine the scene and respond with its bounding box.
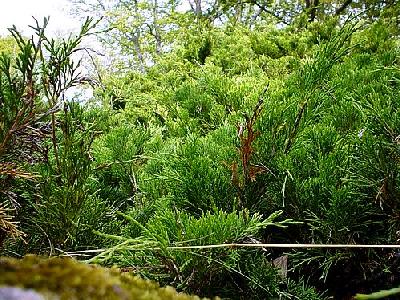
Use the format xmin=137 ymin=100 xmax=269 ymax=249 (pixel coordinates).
xmin=228 ymin=85 xmax=270 ymax=208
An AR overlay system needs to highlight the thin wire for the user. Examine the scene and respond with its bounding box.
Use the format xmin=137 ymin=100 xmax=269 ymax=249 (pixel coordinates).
xmin=66 ymin=243 xmax=400 ymax=256
xmin=164 ymin=243 xmax=400 ymax=250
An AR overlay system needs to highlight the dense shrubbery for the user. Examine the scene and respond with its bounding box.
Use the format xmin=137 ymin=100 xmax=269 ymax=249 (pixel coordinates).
xmin=1 ymin=1 xmax=400 ymax=299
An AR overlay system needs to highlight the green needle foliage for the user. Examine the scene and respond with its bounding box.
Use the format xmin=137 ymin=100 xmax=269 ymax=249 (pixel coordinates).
xmin=0 ymin=2 xmax=399 ymax=299
xmin=1 ymin=17 xmax=121 ymax=254
xmin=355 ymin=287 xmax=400 ymax=300
xmin=89 ymin=209 xmax=302 ymax=298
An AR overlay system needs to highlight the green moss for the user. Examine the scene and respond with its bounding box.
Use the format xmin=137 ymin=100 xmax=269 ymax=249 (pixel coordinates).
xmin=0 ymin=256 xmax=212 ymax=300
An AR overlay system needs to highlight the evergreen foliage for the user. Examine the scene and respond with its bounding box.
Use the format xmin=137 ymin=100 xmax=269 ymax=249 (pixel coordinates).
xmin=1 ymin=1 xmax=400 ymax=299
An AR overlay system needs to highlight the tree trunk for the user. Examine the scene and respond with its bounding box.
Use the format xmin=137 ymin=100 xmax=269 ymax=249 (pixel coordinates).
xmin=194 ymin=0 xmax=202 ymax=18
xmin=131 ymin=31 xmax=146 ymax=73
xmin=132 ymin=0 xmax=145 ymax=73
xmin=152 ymin=0 xmax=162 ymax=55
xmin=335 ymin=0 xmax=353 ymax=16
xmin=309 ymin=0 xmax=319 ymax=22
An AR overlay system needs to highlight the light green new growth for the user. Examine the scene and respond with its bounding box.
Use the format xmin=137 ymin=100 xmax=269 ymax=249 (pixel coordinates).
xmin=355 ymin=287 xmax=400 ymax=300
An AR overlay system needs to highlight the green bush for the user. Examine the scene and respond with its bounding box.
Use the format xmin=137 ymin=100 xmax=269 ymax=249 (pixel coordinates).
xmin=89 ymin=209 xmax=308 ymax=299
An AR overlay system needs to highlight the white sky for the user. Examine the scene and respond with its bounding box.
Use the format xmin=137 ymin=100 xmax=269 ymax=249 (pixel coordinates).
xmin=0 ymin=0 xmax=79 ymax=37
xmin=0 ymin=0 xmax=96 ymax=101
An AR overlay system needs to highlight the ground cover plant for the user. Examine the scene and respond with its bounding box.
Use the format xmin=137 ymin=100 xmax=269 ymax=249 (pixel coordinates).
xmin=1 ymin=1 xmax=400 ymax=299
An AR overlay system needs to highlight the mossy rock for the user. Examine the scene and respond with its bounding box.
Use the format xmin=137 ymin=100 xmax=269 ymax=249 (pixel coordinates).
xmin=0 ymin=255 xmax=212 ymax=300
